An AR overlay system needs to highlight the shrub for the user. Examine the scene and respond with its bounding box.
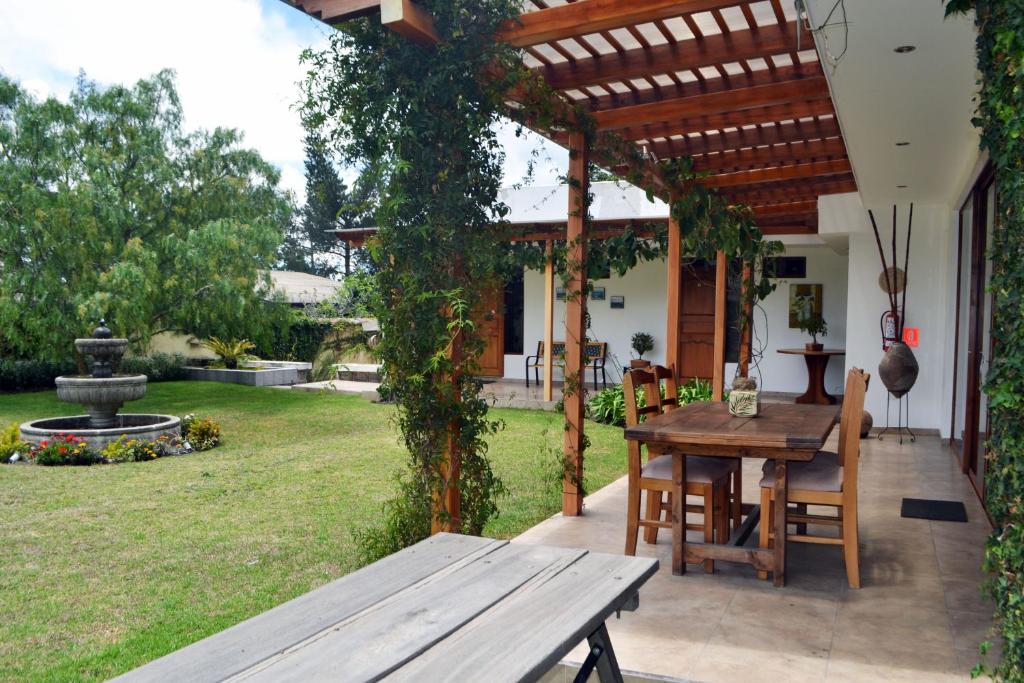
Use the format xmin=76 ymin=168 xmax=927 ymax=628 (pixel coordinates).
xmin=587 ymin=378 xmax=716 ymax=427
xmin=0 ymin=422 xmax=30 ymax=462
xmin=0 ymin=359 xmax=77 ymax=392
xmin=183 ymin=414 xmax=221 ymax=451
xmin=119 ymin=353 xmax=187 ymax=381
xmin=29 ymin=435 xmax=103 ymax=466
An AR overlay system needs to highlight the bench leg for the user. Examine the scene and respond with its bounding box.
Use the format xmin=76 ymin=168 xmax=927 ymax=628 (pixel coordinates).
xmin=573 ymin=622 xmax=624 ymax=683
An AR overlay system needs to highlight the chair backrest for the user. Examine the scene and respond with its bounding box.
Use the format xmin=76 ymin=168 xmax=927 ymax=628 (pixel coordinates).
xmin=623 ymin=368 xmax=661 ymax=428
xmin=585 ymin=341 xmax=607 ymax=361
xmin=838 ymin=368 xmax=869 ymax=495
xmin=652 ymin=365 xmax=679 ymax=412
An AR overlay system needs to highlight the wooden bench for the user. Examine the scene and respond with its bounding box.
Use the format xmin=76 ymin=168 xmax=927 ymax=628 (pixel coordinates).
xmin=525 ymin=340 xmax=608 ymax=390
xmin=112 ymin=533 xmax=658 ymax=683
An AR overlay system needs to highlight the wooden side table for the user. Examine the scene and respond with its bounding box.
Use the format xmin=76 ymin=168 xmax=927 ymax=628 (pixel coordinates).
xmin=777 ymin=348 xmax=846 ymax=405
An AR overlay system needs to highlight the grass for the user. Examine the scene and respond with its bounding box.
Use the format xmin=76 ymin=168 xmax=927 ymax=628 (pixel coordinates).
xmin=0 ymin=381 xmax=627 ymax=682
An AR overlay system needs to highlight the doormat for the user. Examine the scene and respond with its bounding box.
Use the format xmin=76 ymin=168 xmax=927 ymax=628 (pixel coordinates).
xmin=901 ymin=498 xmax=968 ymax=523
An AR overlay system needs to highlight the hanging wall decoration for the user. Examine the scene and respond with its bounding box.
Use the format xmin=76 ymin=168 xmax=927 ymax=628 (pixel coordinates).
xmin=869 ymin=205 xmax=919 ymax=398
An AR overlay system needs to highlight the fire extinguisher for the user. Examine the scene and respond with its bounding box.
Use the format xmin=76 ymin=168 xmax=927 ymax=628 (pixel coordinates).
xmin=880 ymin=309 xmax=901 ymax=351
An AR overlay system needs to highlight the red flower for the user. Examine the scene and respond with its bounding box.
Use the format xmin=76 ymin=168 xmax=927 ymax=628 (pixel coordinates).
xmin=40 ymin=441 xmax=48 ymax=448
xmin=66 ymin=435 xmax=75 ymax=443
xmin=58 ymin=447 xmax=68 ymax=454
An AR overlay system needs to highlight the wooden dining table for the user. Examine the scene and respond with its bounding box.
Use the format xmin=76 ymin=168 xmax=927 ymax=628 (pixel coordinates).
xmin=624 ymin=401 xmax=839 ymax=587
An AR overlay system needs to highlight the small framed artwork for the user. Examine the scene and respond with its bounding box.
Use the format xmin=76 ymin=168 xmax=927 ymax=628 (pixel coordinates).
xmin=555 ymin=287 xmax=566 ymax=301
xmin=789 ymin=283 xmax=822 ymax=328
xmin=610 ymin=295 xmax=625 ymax=309
xmin=591 ymin=287 xmax=606 ymax=301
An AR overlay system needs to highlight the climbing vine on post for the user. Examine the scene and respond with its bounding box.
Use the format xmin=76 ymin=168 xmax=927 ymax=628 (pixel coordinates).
xmin=301 ymin=0 xmax=523 ymax=558
xmin=944 ymin=2 xmax=1024 ymax=678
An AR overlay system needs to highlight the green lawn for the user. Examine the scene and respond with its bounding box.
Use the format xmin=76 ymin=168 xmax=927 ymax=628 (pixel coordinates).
xmin=0 ymin=382 xmax=627 ymax=682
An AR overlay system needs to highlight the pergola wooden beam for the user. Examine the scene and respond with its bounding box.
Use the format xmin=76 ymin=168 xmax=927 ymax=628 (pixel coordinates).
xmin=722 ymin=175 xmax=857 ymax=204
xmin=287 ymin=0 xmax=437 ymax=44
xmin=646 ymin=118 xmax=843 ymax=157
xmin=594 ymin=78 xmax=831 ymax=131
xmin=581 ymin=63 xmax=822 ymax=112
xmin=702 ymin=158 xmax=852 ymax=188
xmin=616 ymin=98 xmax=836 ymax=142
xmin=752 ymin=201 xmax=819 ymax=217
xmin=690 ymin=138 xmax=848 ymax=173
xmin=291 ymin=0 xmax=381 ymax=22
xmin=497 ymin=0 xmax=747 ymax=48
xmin=542 ymin=23 xmax=811 ymax=91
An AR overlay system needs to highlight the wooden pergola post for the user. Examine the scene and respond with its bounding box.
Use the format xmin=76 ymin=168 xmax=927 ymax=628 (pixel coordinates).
xmin=738 ymin=260 xmax=754 ymax=377
xmin=665 ymin=210 xmax=682 ymax=379
xmin=563 ymin=130 xmax=588 ymax=517
xmin=543 ymin=240 xmax=555 ymax=403
xmin=433 ymin=299 xmax=462 ymax=534
xmin=712 ymin=250 xmax=727 ymax=401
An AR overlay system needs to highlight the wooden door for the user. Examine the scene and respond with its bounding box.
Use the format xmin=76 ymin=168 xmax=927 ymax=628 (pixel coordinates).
xmin=679 ymin=262 xmax=717 ymax=382
xmin=476 ymin=288 xmax=504 ymax=377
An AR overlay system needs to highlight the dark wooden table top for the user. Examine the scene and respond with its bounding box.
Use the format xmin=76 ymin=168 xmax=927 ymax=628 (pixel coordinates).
xmin=624 ymin=401 xmax=839 ymax=454
xmin=112 ymin=533 xmax=658 ymax=683
xmin=777 ymin=348 xmax=847 ymax=357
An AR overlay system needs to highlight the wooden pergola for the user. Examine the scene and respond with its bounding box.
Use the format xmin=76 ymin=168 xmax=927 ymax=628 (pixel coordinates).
xmin=286 ymin=0 xmax=855 ymax=518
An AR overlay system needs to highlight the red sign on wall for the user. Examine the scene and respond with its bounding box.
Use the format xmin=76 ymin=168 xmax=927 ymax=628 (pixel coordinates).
xmin=903 ymin=327 xmax=920 ymax=348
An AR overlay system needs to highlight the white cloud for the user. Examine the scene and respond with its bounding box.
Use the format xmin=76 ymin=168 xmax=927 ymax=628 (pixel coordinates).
xmin=0 ymin=0 xmax=328 ymax=200
xmin=0 ymin=1 xmax=567 ymax=201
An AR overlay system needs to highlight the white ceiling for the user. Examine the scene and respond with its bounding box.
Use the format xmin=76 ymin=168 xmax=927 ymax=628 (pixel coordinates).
xmin=806 ymin=0 xmax=980 ymax=205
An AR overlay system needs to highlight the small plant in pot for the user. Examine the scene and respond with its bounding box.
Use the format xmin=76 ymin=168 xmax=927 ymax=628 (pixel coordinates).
xmin=630 ymin=332 xmax=654 ymax=368
xmin=791 ymin=295 xmax=827 ymax=352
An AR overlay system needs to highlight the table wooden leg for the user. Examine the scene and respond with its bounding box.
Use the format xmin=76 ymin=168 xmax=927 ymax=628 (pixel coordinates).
xmin=771 ymin=459 xmax=788 ymax=587
xmin=672 ymin=453 xmax=686 ymax=576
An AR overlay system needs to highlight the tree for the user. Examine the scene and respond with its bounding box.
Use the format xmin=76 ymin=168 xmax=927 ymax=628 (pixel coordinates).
xmin=0 ymin=70 xmax=292 ymax=361
xmin=278 ymin=133 xmax=373 ymax=277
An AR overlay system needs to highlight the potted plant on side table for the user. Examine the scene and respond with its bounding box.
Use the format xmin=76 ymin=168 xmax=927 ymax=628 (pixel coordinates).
xmin=629 ymin=332 xmax=654 ymax=369
xmin=791 ymin=295 xmax=828 ymax=352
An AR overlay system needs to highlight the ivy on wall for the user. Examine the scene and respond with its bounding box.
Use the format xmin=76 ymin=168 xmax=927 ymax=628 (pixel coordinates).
xmin=945 ymin=2 xmax=1024 ymax=679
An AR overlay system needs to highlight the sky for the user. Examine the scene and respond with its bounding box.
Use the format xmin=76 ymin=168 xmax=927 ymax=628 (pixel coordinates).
xmin=0 ymin=0 xmax=565 ymax=203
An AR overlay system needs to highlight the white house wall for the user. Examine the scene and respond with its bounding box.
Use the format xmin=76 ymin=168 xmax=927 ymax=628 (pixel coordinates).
xmin=738 ymin=246 xmax=849 ymax=397
xmin=823 ymin=194 xmax=957 ymax=435
xmin=508 ymin=245 xmax=850 ymax=397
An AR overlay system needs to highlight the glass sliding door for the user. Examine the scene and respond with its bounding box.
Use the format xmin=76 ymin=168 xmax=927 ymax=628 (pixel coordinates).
xmin=951 ymin=165 xmax=995 ymax=502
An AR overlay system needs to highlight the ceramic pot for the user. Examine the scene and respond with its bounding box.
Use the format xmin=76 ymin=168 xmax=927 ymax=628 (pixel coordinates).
xmin=629 ymin=359 xmax=651 ymax=369
xmin=806 ymin=342 xmax=824 ymax=352
xmin=879 ymin=342 xmax=919 ymax=398
xmin=860 ymin=410 xmax=873 ymax=438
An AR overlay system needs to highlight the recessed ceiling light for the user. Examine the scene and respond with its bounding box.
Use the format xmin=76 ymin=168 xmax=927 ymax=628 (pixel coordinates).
xmin=894 ymin=45 xmax=916 ymax=54
xmin=897 ymin=185 xmax=909 ymax=189
xmin=895 ymin=141 xmax=910 ymax=146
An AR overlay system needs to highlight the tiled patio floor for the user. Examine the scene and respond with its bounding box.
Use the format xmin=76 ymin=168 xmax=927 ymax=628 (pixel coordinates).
xmin=517 ymin=434 xmax=998 ymax=682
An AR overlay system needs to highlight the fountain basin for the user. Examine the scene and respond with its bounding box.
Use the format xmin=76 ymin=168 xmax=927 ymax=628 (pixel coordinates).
xmin=20 ymin=414 xmax=181 ymax=451
xmin=56 ymin=374 xmax=147 ymax=428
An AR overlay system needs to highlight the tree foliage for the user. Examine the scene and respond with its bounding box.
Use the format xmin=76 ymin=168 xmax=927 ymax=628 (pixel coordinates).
xmin=278 ymin=132 xmax=373 ymax=277
xmin=944 ymin=2 xmax=1024 ymax=679
xmin=0 ymin=70 xmax=291 ymax=360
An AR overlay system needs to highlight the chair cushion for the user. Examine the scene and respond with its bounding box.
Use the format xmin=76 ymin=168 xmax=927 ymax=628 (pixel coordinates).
xmin=759 ymin=451 xmax=842 ymax=492
xmin=642 ymin=454 xmax=738 ymax=484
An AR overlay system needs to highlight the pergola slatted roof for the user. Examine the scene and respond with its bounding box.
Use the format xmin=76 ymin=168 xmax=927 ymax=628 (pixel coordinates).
xmin=286 ymin=0 xmax=855 ymax=234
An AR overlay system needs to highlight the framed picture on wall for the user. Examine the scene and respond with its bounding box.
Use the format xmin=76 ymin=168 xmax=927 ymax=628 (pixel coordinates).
xmin=789 ymin=283 xmax=823 ymax=328
xmin=610 ymin=295 xmax=624 ymax=309
xmin=555 ymin=287 xmax=566 ymax=301
xmin=591 ymin=286 xmax=606 ymax=301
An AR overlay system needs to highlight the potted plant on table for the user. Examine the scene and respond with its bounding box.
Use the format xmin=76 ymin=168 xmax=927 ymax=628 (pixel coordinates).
xmin=790 ymin=295 xmax=827 ymax=352
xmin=629 ymin=332 xmax=654 ymax=369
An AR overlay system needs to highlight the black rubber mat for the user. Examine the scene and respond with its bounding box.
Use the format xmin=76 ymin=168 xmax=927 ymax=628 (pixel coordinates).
xmin=901 ymin=498 xmax=968 ymax=523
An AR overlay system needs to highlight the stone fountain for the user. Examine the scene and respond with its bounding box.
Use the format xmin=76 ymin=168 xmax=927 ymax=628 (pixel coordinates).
xmin=20 ymin=321 xmax=181 ymax=450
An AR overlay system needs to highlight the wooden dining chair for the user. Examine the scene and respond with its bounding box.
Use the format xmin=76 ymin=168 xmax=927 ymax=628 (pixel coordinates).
xmin=652 ymin=364 xmax=743 ymax=534
xmin=757 ymin=368 xmax=869 ymax=588
xmin=624 ymin=367 xmax=735 ymax=573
